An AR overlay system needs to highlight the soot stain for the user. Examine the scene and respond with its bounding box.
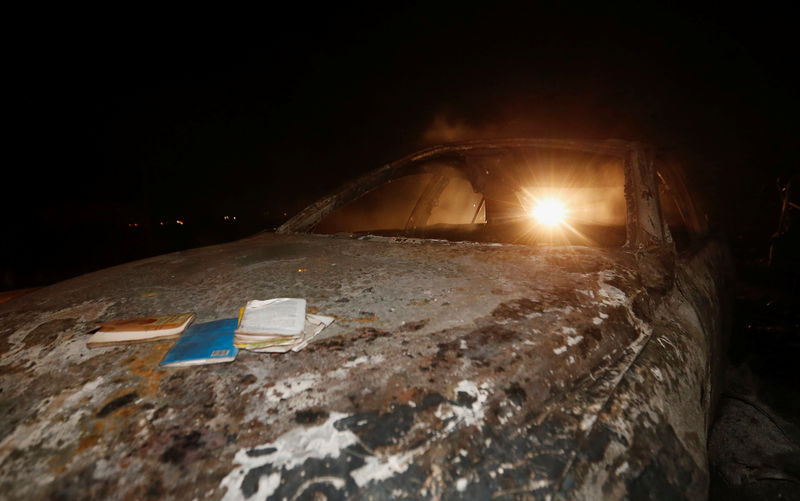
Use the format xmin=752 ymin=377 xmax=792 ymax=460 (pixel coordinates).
xmin=295 ymin=408 xmax=330 ymax=424
xmin=97 ymin=392 xmax=139 ymax=418
xmin=160 ymin=430 xmax=204 ymax=464
xmin=400 ymin=319 xmax=429 ymax=332
xmin=504 ymin=382 xmax=527 ymax=406
xmin=457 ymin=391 xmax=477 ymax=406
xmin=491 ymin=298 xmax=543 ymax=321
xmin=585 ymin=326 xmax=603 ymax=342
xmin=24 ymin=318 xmax=77 ymax=349
xmin=309 ymin=328 xmax=391 ymax=352
xmin=246 ymin=446 xmax=277 ymax=458
xmin=335 ymin=404 xmax=416 ymax=449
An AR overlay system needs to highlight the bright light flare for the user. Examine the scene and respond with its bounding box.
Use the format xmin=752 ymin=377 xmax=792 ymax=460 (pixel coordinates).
xmin=529 ymin=198 xmax=566 ymax=226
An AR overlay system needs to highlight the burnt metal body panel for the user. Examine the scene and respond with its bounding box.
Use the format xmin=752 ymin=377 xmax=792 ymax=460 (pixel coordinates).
xmin=0 ymin=139 xmax=730 ymax=500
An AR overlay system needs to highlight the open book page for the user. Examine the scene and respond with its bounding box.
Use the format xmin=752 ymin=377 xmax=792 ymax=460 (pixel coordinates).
xmin=237 ymin=298 xmax=306 ymax=336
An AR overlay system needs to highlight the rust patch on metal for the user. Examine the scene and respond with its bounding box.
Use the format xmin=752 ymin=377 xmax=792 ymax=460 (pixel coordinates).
xmin=126 ymin=342 xmax=173 ymax=396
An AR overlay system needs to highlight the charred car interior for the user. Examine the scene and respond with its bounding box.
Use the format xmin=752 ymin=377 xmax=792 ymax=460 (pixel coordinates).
xmin=286 ymin=139 xmax=706 ymax=252
xmin=0 ymin=139 xmax=731 ymax=500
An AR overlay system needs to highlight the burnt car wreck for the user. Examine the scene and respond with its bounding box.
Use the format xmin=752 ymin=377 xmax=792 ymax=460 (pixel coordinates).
xmin=0 ymin=139 xmax=731 ymax=499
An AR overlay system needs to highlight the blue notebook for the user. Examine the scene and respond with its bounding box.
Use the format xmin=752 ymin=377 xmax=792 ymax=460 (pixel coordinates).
xmin=160 ymin=318 xmax=239 ymax=367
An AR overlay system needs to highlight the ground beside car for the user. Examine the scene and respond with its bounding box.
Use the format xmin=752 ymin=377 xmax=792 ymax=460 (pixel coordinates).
xmin=708 ymin=246 xmax=800 ymax=500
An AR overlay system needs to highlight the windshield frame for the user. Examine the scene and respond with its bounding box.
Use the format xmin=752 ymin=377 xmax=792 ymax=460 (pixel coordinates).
xmin=278 ymin=138 xmax=674 ymax=249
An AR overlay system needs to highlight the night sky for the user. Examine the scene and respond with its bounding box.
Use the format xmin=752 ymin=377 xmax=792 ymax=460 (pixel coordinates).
xmin=5 ymin=5 xmax=798 ymax=289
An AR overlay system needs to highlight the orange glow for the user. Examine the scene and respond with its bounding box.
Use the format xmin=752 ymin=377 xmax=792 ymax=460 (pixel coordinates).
xmin=530 ymin=198 xmax=566 ymax=226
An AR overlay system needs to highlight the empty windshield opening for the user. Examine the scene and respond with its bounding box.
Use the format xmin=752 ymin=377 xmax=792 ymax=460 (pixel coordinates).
xmin=314 ymin=150 xmax=627 ymax=247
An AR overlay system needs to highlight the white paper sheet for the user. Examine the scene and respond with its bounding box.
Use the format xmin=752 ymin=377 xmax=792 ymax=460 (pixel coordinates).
xmin=237 ymin=298 xmax=307 ymax=336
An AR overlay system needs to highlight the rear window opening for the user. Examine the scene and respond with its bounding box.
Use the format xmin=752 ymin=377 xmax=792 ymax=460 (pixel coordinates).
xmin=315 ymin=149 xmax=628 ymax=247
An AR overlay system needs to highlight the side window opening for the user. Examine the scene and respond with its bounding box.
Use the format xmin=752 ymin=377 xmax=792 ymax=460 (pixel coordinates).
xmin=314 ymin=173 xmax=436 ymax=234
xmin=314 ymin=164 xmax=482 ymax=235
xmin=428 ymin=172 xmax=485 ymax=226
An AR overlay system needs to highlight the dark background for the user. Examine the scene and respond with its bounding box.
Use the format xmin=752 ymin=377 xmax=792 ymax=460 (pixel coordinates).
xmin=4 ymin=4 xmax=797 ymax=287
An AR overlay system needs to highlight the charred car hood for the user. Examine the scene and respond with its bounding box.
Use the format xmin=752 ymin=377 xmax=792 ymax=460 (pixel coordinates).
xmin=0 ymin=232 xmax=656 ymax=499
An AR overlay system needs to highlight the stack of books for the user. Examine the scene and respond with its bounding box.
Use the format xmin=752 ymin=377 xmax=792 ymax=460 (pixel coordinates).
xmin=84 ymin=298 xmax=334 ymax=367
xmin=234 ymin=298 xmax=334 ymax=353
